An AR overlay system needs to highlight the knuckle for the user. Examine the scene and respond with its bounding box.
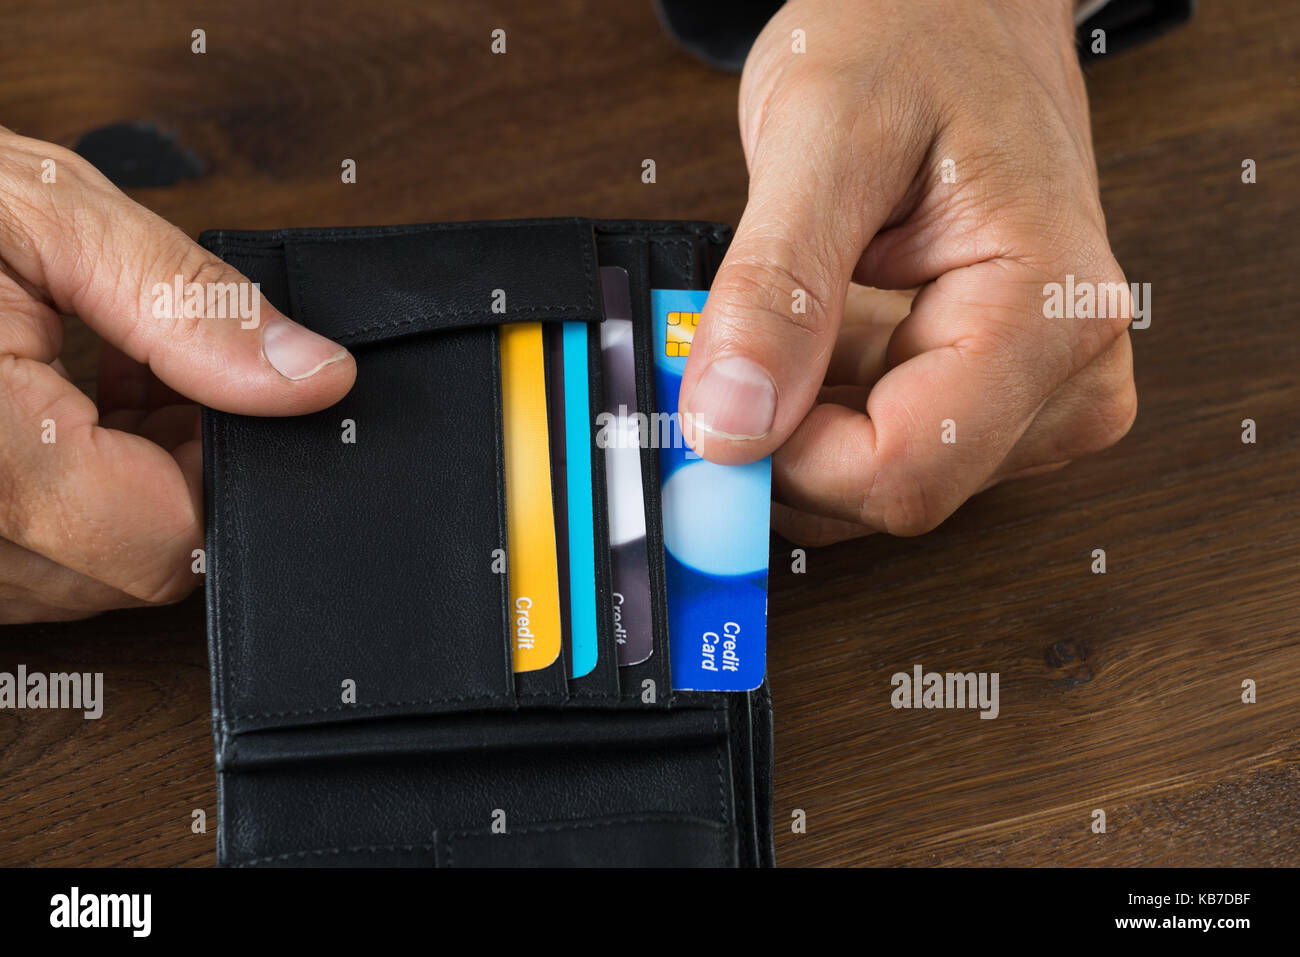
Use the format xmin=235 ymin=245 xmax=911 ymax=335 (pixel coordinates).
xmin=0 ymin=176 xmax=47 ymax=253
xmin=1015 ymin=244 xmax=1136 ymax=382
xmin=176 ymin=243 xmax=234 ymax=295
xmin=0 ymin=359 xmax=66 ymax=539
xmin=1099 ymin=262 xmax=1138 ymax=341
xmin=116 ymin=499 xmax=201 ymax=604
xmin=712 ymin=249 xmax=837 ymax=344
xmin=138 ymin=242 xmax=231 ymax=349
xmin=0 ymin=135 xmax=107 ymax=218
xmin=769 ymin=63 xmax=839 ymax=114
xmin=790 ymin=526 xmax=853 ymax=549
xmin=40 ymin=142 xmax=97 ymax=183
xmin=134 ymin=564 xmax=199 ymax=606
xmin=0 ymin=475 xmax=24 ymax=546
xmin=1094 ymin=378 xmax=1138 ymax=450
xmin=778 ymin=514 xmax=846 ymax=549
xmin=0 ymin=281 xmax=61 ymax=359
xmin=0 ymin=142 xmax=95 ymax=219
xmin=1 ymin=478 xmax=64 ymax=566
xmin=1073 ymin=257 xmax=1137 ymax=369
xmin=1056 ymin=345 xmax=1137 ymax=459
xmin=861 ymin=432 xmax=948 ymax=536
xmin=23 ymin=561 xmax=138 ymax=620
xmin=872 ymin=475 xmax=944 ymax=537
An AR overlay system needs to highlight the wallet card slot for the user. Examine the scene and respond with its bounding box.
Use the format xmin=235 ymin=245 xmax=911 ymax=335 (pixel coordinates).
xmin=504 ymin=322 xmax=569 ymax=703
xmin=220 ymin=704 xmax=728 ymax=770
xmin=512 ymin=661 xmax=569 ymax=699
xmin=566 ymin=322 xmax=622 ymax=701
xmin=593 ymin=232 xmax=674 ymax=705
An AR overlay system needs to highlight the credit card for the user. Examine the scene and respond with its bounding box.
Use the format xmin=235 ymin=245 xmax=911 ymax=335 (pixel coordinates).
xmin=652 ymin=289 xmax=771 ymax=692
xmin=598 ymin=266 xmax=654 ymax=666
xmin=500 ymin=321 xmax=563 ymax=673
xmin=546 ymin=321 xmax=600 ymax=679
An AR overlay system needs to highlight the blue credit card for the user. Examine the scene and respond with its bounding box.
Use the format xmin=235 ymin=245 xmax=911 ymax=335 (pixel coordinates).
xmin=560 ymin=321 xmax=599 ymax=678
xmin=652 ymin=289 xmax=771 ymax=692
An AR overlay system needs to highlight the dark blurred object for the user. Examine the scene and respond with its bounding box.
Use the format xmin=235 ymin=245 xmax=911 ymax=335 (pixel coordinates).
xmin=73 ymin=122 xmax=203 ymax=188
xmin=654 ymin=0 xmax=782 ymax=72
xmin=1079 ymin=0 xmax=1197 ymax=62
xmin=655 ymin=0 xmax=1196 ymax=72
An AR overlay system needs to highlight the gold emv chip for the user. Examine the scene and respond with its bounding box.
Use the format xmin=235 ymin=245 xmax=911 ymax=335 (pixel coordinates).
xmin=665 ymin=310 xmax=701 ymax=357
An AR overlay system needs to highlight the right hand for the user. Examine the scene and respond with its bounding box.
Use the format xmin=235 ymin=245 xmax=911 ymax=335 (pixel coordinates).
xmin=680 ymin=0 xmax=1137 ymax=545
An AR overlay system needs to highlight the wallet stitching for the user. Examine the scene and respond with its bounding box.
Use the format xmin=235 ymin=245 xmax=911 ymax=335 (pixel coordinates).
xmin=715 ymin=733 xmax=729 ymax=830
xmin=211 ymin=413 xmax=230 ymax=748
xmin=592 ymin=222 xmax=714 ymax=238
xmin=219 ymin=249 xmax=287 ymax=261
xmin=231 ymin=696 xmax=516 ymax=720
xmin=214 ymin=219 xmax=586 ymax=244
xmin=211 ymin=219 xmax=714 ymax=248
xmin=443 ymin=814 xmax=729 ymax=867
xmin=203 ymin=235 xmax=281 ymax=266
xmin=446 ymin=813 xmax=724 ymax=838
xmin=233 ymin=843 xmax=438 ymax=867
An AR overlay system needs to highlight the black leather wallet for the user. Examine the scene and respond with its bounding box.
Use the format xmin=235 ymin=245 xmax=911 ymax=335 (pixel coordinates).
xmin=199 ymin=219 xmax=775 ymax=867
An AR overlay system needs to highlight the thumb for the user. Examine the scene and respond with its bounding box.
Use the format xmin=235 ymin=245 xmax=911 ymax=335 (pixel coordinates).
xmin=1 ymin=139 xmax=355 ymax=414
xmin=679 ymin=119 xmax=897 ymax=465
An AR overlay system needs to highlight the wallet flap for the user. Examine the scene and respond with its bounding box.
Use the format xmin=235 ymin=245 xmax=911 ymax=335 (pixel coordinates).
xmin=204 ymin=219 xmax=603 ymax=348
xmin=203 ymin=325 xmax=517 ymax=740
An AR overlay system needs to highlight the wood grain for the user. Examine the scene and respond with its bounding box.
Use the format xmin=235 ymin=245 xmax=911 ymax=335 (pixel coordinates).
xmin=0 ymin=0 xmax=1295 ymax=866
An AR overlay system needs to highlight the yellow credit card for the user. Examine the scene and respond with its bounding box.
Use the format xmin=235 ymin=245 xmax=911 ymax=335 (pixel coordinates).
xmin=499 ymin=322 xmax=563 ymax=673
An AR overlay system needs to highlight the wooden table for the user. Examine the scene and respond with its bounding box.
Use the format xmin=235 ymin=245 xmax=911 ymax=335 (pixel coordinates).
xmin=0 ymin=0 xmax=1295 ymax=867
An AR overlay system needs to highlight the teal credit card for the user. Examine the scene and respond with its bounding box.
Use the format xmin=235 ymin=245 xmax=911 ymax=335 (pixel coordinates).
xmin=559 ymin=321 xmax=599 ymax=678
xmin=652 ymin=289 xmax=771 ymax=692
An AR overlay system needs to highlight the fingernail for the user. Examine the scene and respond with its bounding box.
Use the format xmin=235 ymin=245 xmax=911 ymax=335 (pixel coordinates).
xmin=262 ymin=317 xmax=349 ymax=381
xmin=687 ymin=356 xmax=777 ymax=440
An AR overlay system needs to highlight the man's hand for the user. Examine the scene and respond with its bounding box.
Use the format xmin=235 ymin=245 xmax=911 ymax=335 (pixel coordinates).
xmin=680 ymin=0 xmax=1137 ymax=545
xmin=0 ymin=127 xmax=355 ymax=623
